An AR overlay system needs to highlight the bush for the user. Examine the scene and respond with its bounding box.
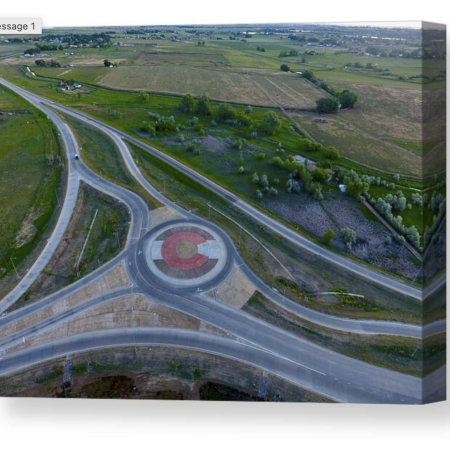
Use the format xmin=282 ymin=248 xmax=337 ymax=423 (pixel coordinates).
xmin=216 ymin=103 xmax=237 ymax=122
xmin=178 ymin=94 xmax=197 ymax=112
xmin=322 ymin=229 xmax=334 ymax=245
xmin=340 ymin=228 xmax=357 ymax=250
xmin=280 ymin=64 xmax=290 ymax=72
xmin=259 ymin=173 xmax=269 ymax=188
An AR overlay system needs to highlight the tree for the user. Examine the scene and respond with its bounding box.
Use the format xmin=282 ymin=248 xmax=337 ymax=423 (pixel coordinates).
xmin=252 ymin=172 xmax=259 ymax=184
xmin=285 ymin=178 xmax=300 ymax=194
xmin=312 ymin=167 xmax=329 ymax=183
xmin=103 ymin=59 xmax=111 ymax=67
xmin=344 ymin=170 xmax=369 ymax=198
xmin=259 ymin=173 xmax=269 ymax=188
xmin=411 ymin=193 xmax=423 ymax=207
xmin=301 ymin=70 xmax=316 ymax=81
xmin=236 ymin=111 xmax=253 ymax=126
xmin=406 ymin=226 xmax=421 ymax=248
xmin=316 ymin=97 xmax=340 ymax=113
xmin=178 ymin=94 xmax=197 ymax=112
xmin=280 ymin=64 xmax=290 ymax=72
xmin=340 ymin=228 xmax=357 ymax=250
xmin=216 ymin=103 xmax=237 ymax=122
xmin=196 ymin=94 xmax=212 ymax=116
xmin=323 ymin=146 xmax=340 ymax=160
xmin=322 ymin=229 xmax=334 ymax=245
xmin=338 ymin=90 xmax=358 ymax=109
xmin=261 ymin=111 xmax=282 ymax=136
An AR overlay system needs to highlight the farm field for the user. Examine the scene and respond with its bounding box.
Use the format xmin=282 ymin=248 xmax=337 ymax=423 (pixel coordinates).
xmin=98 ymin=66 xmax=325 ymax=109
xmin=0 ymin=23 xmax=445 ymax=275
xmin=288 ymin=110 xmax=422 ymax=176
xmin=0 ymin=63 xmax=430 ymax=265
xmin=0 ymin=84 xmax=62 ymax=293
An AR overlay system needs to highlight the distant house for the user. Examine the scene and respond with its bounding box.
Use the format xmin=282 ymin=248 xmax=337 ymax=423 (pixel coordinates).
xmin=295 ymin=155 xmax=305 ymax=163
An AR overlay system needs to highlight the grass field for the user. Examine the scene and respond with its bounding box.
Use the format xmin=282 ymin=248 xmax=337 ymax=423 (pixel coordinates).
xmin=0 ymin=84 xmax=63 ymax=292
xmin=10 ymin=183 xmax=130 ymax=311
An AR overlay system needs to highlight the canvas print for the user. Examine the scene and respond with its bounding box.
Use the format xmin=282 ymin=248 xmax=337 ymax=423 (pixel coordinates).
xmin=0 ymin=21 xmax=446 ymax=403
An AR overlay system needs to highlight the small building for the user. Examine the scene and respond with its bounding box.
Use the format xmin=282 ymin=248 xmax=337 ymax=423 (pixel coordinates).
xmin=295 ymin=155 xmax=305 ymax=163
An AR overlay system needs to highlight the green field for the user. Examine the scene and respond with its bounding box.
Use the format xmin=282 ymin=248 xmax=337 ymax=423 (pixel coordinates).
xmin=0 ymin=84 xmax=63 ymax=292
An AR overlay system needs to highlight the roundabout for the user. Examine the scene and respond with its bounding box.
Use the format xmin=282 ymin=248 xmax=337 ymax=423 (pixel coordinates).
xmin=130 ymin=219 xmax=234 ymax=293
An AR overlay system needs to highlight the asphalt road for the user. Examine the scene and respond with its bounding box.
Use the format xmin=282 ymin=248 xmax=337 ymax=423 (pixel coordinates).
xmin=0 ymin=77 xmax=445 ymax=339
xmin=0 ymin=327 xmax=445 ymax=404
xmin=0 ymin=77 xmax=150 ymax=314
xmin=0 ymin=91 xmax=80 ymax=314
xmin=0 ymin=78 xmax=432 ymax=301
xmin=0 ymin=76 xmax=445 ymax=404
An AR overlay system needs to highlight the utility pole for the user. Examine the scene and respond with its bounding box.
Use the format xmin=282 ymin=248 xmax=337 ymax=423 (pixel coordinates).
xmin=10 ymin=257 xmax=20 ymax=280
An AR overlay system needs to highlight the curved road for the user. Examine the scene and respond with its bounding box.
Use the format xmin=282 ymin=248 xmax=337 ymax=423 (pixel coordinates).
xmin=0 ymin=327 xmax=445 ymax=404
xmin=0 ymin=76 xmax=430 ymax=301
xmin=0 ymin=78 xmax=151 ymax=314
xmin=0 ymin=77 xmax=445 ymax=404
xmin=0 ymin=76 xmax=445 ymax=339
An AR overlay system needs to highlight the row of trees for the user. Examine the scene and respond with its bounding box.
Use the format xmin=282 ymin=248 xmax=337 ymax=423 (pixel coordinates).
xmin=367 ymin=196 xmax=421 ymax=248
xmin=301 ymin=69 xmax=358 ymax=113
xmin=34 ymin=59 xmax=61 ymax=68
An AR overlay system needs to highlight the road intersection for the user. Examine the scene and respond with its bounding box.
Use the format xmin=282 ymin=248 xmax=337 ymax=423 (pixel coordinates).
xmin=0 ymin=76 xmax=446 ymax=403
